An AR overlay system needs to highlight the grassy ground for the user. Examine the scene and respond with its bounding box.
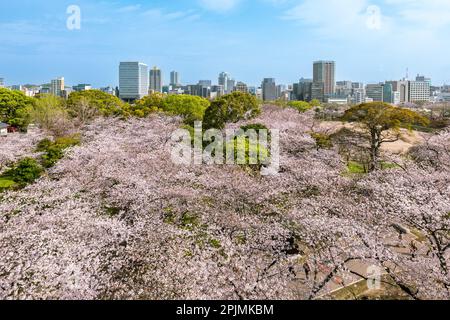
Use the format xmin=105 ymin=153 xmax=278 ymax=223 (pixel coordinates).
xmin=0 ymin=178 xmax=16 ymax=190
xmin=346 ymin=161 xmax=400 ymax=175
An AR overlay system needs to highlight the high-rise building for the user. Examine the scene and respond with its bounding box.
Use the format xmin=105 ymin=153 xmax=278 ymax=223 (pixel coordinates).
xmin=50 ymin=77 xmax=65 ymax=97
xmin=262 ymin=78 xmax=277 ymax=101
xmin=234 ymin=81 xmax=248 ymax=93
xmin=383 ymin=83 xmax=394 ymax=104
xmin=150 ymin=66 xmax=163 ymax=93
xmin=218 ymin=72 xmax=230 ymax=92
xmin=387 ymin=80 xmax=410 ymax=104
xmin=416 ymin=74 xmax=431 ymax=85
xmin=211 ymin=85 xmax=224 ymax=98
xmin=351 ymin=88 xmax=366 ymax=105
xmin=298 ymin=78 xmax=313 ymax=101
xmin=311 ymin=82 xmax=324 ymax=102
xmin=336 ymin=81 xmax=353 ymax=97
xmin=119 ymin=62 xmax=149 ymax=101
xmin=0 ymin=78 xmax=4 ymax=88
xmin=366 ymin=84 xmax=384 ymax=102
xmin=226 ymin=79 xmax=236 ymax=94
xmin=170 ymin=71 xmax=180 ymax=87
xmin=198 ymin=80 xmax=212 ymax=87
xmin=276 ymin=85 xmax=287 ymax=98
xmin=313 ymin=61 xmax=336 ymax=97
xmin=409 ymin=80 xmax=431 ymax=102
xmin=352 ymin=82 xmax=364 ymax=89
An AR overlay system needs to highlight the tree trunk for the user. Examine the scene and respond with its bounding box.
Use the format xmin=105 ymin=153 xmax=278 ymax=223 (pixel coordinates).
xmin=369 ymin=129 xmax=381 ymax=172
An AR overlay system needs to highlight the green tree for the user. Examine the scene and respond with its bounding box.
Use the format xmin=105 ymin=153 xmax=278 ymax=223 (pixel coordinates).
xmin=32 ymin=95 xmax=70 ymax=136
xmin=0 ymin=88 xmax=35 ymax=130
xmin=204 ymin=92 xmax=261 ymax=129
xmin=309 ymin=99 xmax=321 ymax=108
xmin=161 ymin=95 xmax=210 ymax=125
xmin=288 ymin=101 xmax=313 ymax=113
xmin=132 ymin=93 xmax=165 ymax=117
xmin=66 ymin=90 xmax=125 ymax=118
xmin=343 ymin=102 xmax=430 ymax=171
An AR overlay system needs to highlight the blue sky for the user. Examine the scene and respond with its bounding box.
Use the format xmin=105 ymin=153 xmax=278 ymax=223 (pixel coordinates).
xmin=1 ymin=0 xmax=450 ymax=87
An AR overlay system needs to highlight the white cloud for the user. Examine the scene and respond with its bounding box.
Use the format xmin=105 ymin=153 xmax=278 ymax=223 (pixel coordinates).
xmin=198 ymin=0 xmax=241 ymax=12
xmin=282 ymin=0 xmax=390 ymax=35
xmin=385 ymin=0 xmax=450 ymax=28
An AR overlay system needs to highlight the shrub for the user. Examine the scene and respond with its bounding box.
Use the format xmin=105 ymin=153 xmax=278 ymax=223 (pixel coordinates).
xmin=311 ymin=133 xmax=333 ymax=149
xmin=1 ymin=158 xmax=43 ymax=187
xmin=226 ymin=128 xmax=271 ymax=170
xmin=38 ymin=135 xmax=81 ymax=168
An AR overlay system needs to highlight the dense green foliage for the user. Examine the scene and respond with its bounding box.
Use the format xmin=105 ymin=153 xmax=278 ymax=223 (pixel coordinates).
xmin=288 ymin=101 xmax=313 ymax=113
xmin=310 ymin=132 xmax=333 ymax=149
xmin=67 ymin=90 xmax=125 ymax=117
xmin=0 ymin=158 xmax=43 ymax=188
xmin=0 ymin=88 xmax=35 ymax=130
xmin=133 ymin=94 xmax=210 ymax=125
xmin=162 ymin=95 xmax=210 ymax=125
xmin=309 ymin=99 xmax=322 ymax=107
xmin=37 ymin=135 xmax=81 ymax=168
xmin=203 ymin=92 xmax=261 ymax=129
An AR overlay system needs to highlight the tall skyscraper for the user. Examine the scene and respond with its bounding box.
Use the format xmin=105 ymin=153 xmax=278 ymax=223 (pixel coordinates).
xmin=50 ymin=77 xmax=65 ymax=97
xmin=150 ymin=66 xmax=163 ymax=93
xmin=313 ymin=61 xmax=336 ymax=99
xmin=218 ymin=72 xmax=230 ymax=92
xmin=170 ymin=71 xmax=180 ymax=87
xmin=119 ymin=62 xmax=149 ymax=101
xmin=262 ymin=78 xmax=277 ymax=101
xmin=0 ymin=78 xmax=4 ymax=88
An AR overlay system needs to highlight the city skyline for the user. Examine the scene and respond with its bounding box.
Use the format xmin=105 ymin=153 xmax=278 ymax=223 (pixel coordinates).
xmin=1 ymin=0 xmax=450 ymax=87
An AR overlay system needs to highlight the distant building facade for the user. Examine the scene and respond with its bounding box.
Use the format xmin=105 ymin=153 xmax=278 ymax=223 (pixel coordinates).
xmin=262 ymin=78 xmax=277 ymax=101
xmin=50 ymin=77 xmax=65 ymax=97
xmin=119 ymin=62 xmax=149 ymax=101
xmin=365 ymin=83 xmax=384 ymax=102
xmin=73 ymin=84 xmax=92 ymax=92
xmin=234 ymin=81 xmax=248 ymax=93
xmin=409 ymin=79 xmax=431 ymax=102
xmin=313 ymin=61 xmax=336 ymax=101
xmin=170 ymin=71 xmax=180 ymax=87
xmin=150 ymin=66 xmax=163 ymax=93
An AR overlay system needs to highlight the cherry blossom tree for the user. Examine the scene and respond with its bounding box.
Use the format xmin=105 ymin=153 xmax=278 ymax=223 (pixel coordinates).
xmin=0 ymin=106 xmax=448 ymax=300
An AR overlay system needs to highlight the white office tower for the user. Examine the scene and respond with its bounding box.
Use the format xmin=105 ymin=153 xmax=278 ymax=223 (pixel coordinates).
xmin=119 ymin=62 xmax=149 ymax=101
